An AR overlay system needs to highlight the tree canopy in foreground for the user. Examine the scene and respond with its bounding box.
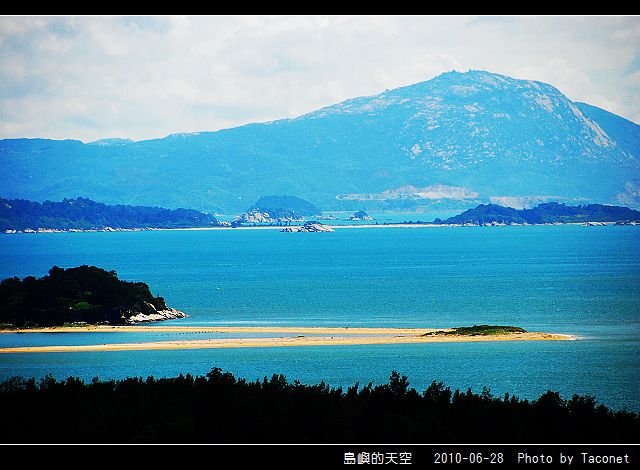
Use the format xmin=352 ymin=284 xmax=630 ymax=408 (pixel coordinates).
xmin=0 ymin=369 xmax=636 ymax=443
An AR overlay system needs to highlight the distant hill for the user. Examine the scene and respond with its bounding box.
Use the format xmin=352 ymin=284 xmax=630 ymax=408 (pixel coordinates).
xmin=0 ymin=265 xmax=185 ymax=327
xmin=1 ymin=70 xmax=638 ymax=213
xmin=438 ymin=202 xmax=640 ymax=225
xmin=248 ymin=195 xmax=320 ymax=218
xmin=0 ymin=197 xmax=220 ymax=232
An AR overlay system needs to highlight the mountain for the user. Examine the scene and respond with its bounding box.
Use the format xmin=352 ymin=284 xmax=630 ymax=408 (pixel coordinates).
xmin=0 ymin=197 xmax=220 ymax=231
xmin=1 ymin=70 xmax=638 ymax=212
xmin=439 ymin=202 xmax=640 ymax=225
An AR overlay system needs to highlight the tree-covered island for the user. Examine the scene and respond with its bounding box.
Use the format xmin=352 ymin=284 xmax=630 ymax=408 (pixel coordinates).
xmin=0 ymin=265 xmax=185 ymax=327
xmin=0 ymin=197 xmax=221 ymax=232
xmin=435 ymin=202 xmax=640 ymax=226
xmin=423 ymin=325 xmax=528 ymax=336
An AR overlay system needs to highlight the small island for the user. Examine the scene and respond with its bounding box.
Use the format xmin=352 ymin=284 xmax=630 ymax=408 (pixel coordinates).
xmin=0 ymin=265 xmax=186 ymax=328
xmin=422 ymin=325 xmax=528 ymax=336
xmin=349 ymin=210 xmax=374 ymax=221
xmin=239 ymin=195 xmax=321 ymax=225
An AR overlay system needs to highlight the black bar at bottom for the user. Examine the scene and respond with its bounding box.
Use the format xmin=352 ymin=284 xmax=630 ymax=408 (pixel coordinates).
xmin=3 ymin=443 xmax=637 ymax=467
xmin=331 ymin=445 xmax=637 ymax=466
xmin=219 ymin=444 xmax=635 ymax=466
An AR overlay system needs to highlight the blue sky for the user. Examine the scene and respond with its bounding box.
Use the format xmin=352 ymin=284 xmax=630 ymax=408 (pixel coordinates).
xmin=1 ymin=15 xmax=638 ymax=142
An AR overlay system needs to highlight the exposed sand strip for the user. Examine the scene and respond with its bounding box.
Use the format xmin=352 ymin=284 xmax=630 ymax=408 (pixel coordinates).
xmin=0 ymin=328 xmax=573 ymax=354
xmin=0 ymin=326 xmax=438 ymax=335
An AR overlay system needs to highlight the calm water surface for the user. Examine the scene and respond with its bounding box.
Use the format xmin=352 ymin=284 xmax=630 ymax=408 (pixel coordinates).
xmin=0 ymin=226 xmax=638 ymax=411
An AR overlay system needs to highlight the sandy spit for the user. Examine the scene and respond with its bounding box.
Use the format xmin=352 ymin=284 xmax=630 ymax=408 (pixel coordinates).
xmin=1 ymin=326 xmax=435 ymax=335
xmin=0 ymin=327 xmax=573 ymax=354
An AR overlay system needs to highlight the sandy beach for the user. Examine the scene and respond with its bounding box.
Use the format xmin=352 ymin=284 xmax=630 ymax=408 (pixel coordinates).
xmin=0 ymin=326 xmax=573 ymax=353
xmin=0 ymin=325 xmax=434 ymax=335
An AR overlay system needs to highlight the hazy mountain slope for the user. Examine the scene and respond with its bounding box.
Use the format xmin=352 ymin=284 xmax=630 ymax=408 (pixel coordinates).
xmin=1 ymin=70 xmax=638 ymax=212
xmin=575 ymin=102 xmax=640 ymax=160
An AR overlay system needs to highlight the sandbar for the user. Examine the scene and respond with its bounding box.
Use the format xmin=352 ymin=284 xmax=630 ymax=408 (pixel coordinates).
xmin=0 ymin=326 xmax=435 ymax=335
xmin=0 ymin=326 xmax=573 ymax=353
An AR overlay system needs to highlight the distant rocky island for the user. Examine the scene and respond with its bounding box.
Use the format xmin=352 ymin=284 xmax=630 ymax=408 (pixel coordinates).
xmin=0 ymin=197 xmax=221 ymax=233
xmin=0 ymin=265 xmax=186 ymax=328
xmin=434 ymin=202 xmax=640 ymax=226
xmin=349 ymin=210 xmax=374 ymax=221
xmin=239 ymin=195 xmax=320 ymax=225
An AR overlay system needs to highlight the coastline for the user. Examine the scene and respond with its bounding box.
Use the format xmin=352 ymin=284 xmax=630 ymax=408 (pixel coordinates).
xmin=2 ymin=223 xmax=447 ymax=234
xmin=3 ymin=220 xmax=636 ymax=235
xmin=0 ymin=326 xmax=573 ymax=353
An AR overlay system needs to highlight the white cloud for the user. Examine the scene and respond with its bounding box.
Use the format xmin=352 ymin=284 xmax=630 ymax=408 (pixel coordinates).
xmin=0 ymin=15 xmax=638 ymax=142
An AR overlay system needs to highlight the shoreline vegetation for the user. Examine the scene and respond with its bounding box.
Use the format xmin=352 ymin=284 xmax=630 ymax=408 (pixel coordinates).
xmin=422 ymin=325 xmax=527 ymax=336
xmin=0 ymin=196 xmax=220 ymax=233
xmin=0 ymin=325 xmax=573 ymax=354
xmin=0 ymin=368 xmax=636 ymax=443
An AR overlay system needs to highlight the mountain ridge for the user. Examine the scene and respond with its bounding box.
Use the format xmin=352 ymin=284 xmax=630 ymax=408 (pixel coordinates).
xmin=1 ymin=70 xmax=638 ymax=212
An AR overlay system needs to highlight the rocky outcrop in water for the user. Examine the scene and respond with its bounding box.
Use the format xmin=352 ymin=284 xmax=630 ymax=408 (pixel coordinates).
xmin=281 ymin=222 xmax=334 ymax=233
xmin=126 ymin=301 xmax=188 ymax=324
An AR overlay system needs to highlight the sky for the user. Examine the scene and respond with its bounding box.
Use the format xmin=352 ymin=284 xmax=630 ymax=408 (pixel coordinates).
xmin=0 ymin=15 xmax=638 ymax=142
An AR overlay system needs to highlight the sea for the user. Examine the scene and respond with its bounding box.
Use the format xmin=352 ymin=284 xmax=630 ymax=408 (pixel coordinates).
xmin=1 ymin=225 xmax=638 ymax=412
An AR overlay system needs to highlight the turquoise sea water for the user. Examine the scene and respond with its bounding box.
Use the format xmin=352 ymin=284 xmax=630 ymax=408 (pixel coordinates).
xmin=0 ymin=226 xmax=638 ymax=411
